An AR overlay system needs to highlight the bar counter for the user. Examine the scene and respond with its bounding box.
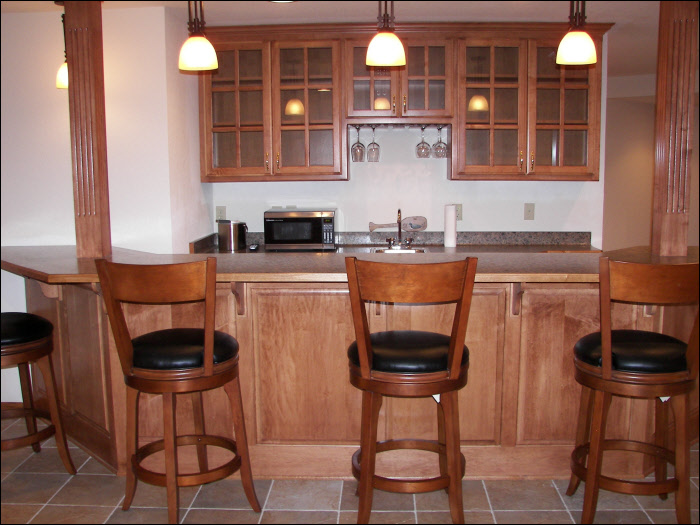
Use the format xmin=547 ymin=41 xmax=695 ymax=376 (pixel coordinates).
xmin=1 ymin=245 xmax=697 ymax=480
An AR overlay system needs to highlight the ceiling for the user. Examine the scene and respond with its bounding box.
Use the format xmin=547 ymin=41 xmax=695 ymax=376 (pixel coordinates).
xmin=1 ymin=1 xmax=661 ymax=78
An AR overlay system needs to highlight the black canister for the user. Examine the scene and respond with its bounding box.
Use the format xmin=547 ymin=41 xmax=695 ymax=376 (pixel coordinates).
xmin=217 ymin=220 xmax=247 ymax=252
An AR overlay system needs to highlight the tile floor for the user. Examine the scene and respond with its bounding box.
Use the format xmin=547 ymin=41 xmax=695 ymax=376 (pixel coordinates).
xmin=1 ymin=418 xmax=699 ymax=524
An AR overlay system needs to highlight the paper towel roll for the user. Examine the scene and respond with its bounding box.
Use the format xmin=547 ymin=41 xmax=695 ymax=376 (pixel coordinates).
xmin=444 ymin=204 xmax=457 ymax=247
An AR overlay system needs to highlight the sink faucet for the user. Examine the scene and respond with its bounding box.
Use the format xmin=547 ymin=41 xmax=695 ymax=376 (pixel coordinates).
xmin=397 ymin=209 xmax=402 ymax=246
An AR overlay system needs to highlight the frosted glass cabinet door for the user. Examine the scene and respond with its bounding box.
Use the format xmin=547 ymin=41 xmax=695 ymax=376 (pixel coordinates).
xmin=455 ymin=40 xmax=527 ymax=178
xmin=273 ymin=41 xmax=342 ymax=177
xmin=527 ymin=41 xmax=600 ymax=179
xmin=202 ymin=44 xmax=272 ymax=180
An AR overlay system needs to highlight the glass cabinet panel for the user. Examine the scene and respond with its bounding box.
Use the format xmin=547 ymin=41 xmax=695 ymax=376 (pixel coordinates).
xmin=529 ymin=43 xmax=594 ymax=177
xmin=401 ymin=42 xmax=451 ymax=116
xmin=347 ymin=44 xmax=398 ymax=116
xmin=209 ymin=47 xmax=266 ymax=171
xmin=274 ymin=41 xmax=340 ymax=175
xmin=456 ymin=40 xmax=526 ymax=177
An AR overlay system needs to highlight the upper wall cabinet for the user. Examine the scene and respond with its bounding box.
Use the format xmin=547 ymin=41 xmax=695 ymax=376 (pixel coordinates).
xmin=451 ymin=33 xmax=604 ymax=181
xmin=200 ymin=37 xmax=344 ymax=182
xmin=345 ymin=38 xmax=453 ymax=121
xmin=199 ymin=24 xmax=610 ymax=182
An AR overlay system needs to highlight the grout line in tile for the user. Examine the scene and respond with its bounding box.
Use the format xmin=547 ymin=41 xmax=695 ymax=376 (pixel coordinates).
xmin=258 ymin=478 xmax=273 ymax=524
xmin=481 ymin=479 xmax=497 ymax=523
xmin=179 ymin=483 xmax=202 ymax=523
xmin=551 ymin=479 xmax=576 ymax=523
xmin=337 ymin=480 xmax=344 ymax=525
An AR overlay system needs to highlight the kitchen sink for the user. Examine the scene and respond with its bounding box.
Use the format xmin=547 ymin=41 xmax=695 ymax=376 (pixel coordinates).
xmin=373 ymin=248 xmax=426 ymax=254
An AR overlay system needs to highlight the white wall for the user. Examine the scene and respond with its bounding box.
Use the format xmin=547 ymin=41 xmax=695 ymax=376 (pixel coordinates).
xmin=212 ymin=125 xmax=606 ymax=247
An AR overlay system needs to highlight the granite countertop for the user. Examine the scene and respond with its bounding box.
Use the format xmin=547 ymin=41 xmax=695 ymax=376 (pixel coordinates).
xmin=3 ymin=245 xmax=696 ymax=286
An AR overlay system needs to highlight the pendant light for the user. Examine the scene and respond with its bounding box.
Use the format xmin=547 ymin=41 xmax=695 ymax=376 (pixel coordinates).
xmin=467 ymin=95 xmax=488 ymax=112
xmin=556 ymin=1 xmax=597 ymax=65
xmin=366 ymin=1 xmax=405 ymax=67
xmin=56 ymin=12 xmax=68 ymax=89
xmin=178 ymin=1 xmax=218 ymax=71
xmin=284 ymin=98 xmax=305 ymax=116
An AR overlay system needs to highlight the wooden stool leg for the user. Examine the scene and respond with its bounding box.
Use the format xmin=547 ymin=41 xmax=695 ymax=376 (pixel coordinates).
xmin=18 ymin=362 xmax=40 ymax=453
xmin=224 ymin=377 xmax=261 ymax=512
xmin=191 ymin=392 xmax=209 ymax=474
xmin=357 ymin=391 xmax=382 ymax=524
xmin=35 ymin=355 xmax=75 ymax=474
xmin=441 ymin=391 xmax=464 ymax=524
xmin=581 ymin=390 xmax=611 ymax=524
xmin=163 ymin=392 xmax=180 ymax=525
xmin=671 ymin=394 xmax=690 ymax=524
xmin=654 ymin=398 xmax=669 ymax=500
xmin=123 ymin=387 xmax=139 ymax=511
xmin=437 ymin=397 xmax=448 ymax=490
xmin=567 ymin=385 xmax=593 ymax=496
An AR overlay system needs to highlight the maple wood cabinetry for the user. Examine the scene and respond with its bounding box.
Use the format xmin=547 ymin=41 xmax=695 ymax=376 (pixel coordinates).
xmin=200 ymin=33 xmax=344 ymax=182
xmin=199 ymin=24 xmax=609 ymax=182
xmin=452 ymin=32 xmax=604 ymax=181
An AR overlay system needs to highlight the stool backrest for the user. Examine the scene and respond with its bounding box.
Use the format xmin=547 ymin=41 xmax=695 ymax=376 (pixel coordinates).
xmin=345 ymin=257 xmax=478 ymax=379
xmin=599 ymin=256 xmax=699 ymax=379
xmin=95 ymin=257 xmax=217 ymax=377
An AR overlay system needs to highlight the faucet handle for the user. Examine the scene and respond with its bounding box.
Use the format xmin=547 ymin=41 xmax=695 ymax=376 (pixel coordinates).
xmin=404 ymin=237 xmax=413 ymax=247
xmin=385 ymin=237 xmax=395 ymax=248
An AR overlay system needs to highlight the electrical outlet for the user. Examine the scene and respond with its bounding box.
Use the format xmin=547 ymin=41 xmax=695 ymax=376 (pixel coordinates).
xmin=215 ymin=206 xmax=226 ymax=221
xmin=524 ymin=203 xmax=535 ymax=221
xmin=455 ymin=204 xmax=463 ymax=221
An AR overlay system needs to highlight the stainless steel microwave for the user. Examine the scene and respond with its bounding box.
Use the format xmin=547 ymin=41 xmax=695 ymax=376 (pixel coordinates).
xmin=263 ymin=209 xmax=336 ymax=251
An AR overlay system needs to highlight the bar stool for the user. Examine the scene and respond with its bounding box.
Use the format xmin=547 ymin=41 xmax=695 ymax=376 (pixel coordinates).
xmin=345 ymin=256 xmax=478 ymax=524
xmin=1 ymin=312 xmax=75 ymax=474
xmin=96 ymin=257 xmax=260 ymax=524
xmin=566 ymin=256 xmax=699 ymax=523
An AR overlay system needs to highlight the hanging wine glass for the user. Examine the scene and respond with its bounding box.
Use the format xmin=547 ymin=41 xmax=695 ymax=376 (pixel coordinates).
xmin=432 ymin=126 xmax=447 ymax=158
xmin=351 ymin=126 xmax=365 ymax=162
xmin=415 ymin=126 xmax=431 ymax=158
xmin=367 ymin=126 xmax=380 ymax=162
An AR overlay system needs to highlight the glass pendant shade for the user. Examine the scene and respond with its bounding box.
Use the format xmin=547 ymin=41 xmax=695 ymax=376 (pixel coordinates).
xmin=56 ymin=61 xmax=68 ymax=89
xmin=468 ymin=95 xmax=488 ymax=112
xmin=366 ymin=31 xmax=405 ymax=66
xmin=284 ymin=98 xmax=305 ymax=116
xmin=374 ymin=96 xmax=391 ymax=110
xmin=179 ymin=35 xmax=218 ymax=71
xmin=556 ymin=30 xmax=597 ymax=65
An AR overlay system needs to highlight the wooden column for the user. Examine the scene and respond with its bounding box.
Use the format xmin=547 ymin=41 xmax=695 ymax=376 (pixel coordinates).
xmin=64 ymin=1 xmax=112 ymax=258
xmin=651 ymin=1 xmax=698 ymax=256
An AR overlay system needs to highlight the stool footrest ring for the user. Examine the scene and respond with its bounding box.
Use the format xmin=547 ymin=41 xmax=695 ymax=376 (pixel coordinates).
xmin=1 ymin=407 xmax=55 ymax=451
xmin=571 ymin=440 xmax=679 ymax=496
xmin=133 ymin=434 xmax=241 ymax=488
xmin=352 ymin=439 xmax=466 ymax=494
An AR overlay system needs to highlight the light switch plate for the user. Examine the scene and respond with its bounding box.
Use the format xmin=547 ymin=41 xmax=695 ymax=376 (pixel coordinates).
xmin=455 ymin=204 xmax=463 ymax=221
xmin=216 ymin=206 xmax=226 ymax=221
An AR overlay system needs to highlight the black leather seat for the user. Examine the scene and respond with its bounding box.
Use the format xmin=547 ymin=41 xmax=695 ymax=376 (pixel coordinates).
xmin=132 ymin=328 xmax=238 ymax=370
xmin=348 ymin=330 xmax=469 ymax=374
xmin=574 ymin=330 xmax=687 ymax=374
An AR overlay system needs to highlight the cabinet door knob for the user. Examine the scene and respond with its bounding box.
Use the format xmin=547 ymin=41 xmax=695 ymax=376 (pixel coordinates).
xmin=530 ymin=151 xmax=535 ymax=171
xmin=519 ymin=151 xmax=524 ymax=171
xmin=276 ymin=152 xmax=280 ymax=170
xmin=265 ymin=152 xmax=270 ymax=172
xmin=403 ymin=95 xmax=407 ymax=113
xmin=392 ymin=95 xmax=396 ymax=114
